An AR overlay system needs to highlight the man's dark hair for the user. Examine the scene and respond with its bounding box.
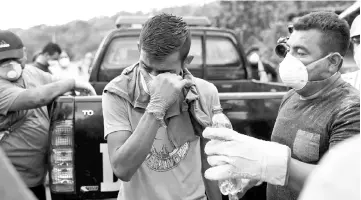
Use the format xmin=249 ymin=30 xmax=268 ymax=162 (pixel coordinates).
xmin=41 ymin=42 xmax=62 ymax=56
xmin=139 ymin=13 xmax=191 ymax=62
xmin=293 ymin=11 xmax=350 ymax=56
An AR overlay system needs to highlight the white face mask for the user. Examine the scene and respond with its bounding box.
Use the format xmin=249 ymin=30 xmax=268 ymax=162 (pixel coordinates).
xmin=0 ymin=61 xmax=23 ymax=81
xmin=140 ymin=72 xmax=156 ymax=94
xmin=248 ymin=52 xmax=260 ymax=64
xmin=279 ymin=53 xmax=309 ymax=90
xmin=59 ymin=58 xmax=70 ymax=67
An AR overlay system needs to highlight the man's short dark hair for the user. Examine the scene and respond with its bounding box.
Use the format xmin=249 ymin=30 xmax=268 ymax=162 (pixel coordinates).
xmin=139 ymin=13 xmax=191 ymax=62
xmin=41 ymin=42 xmax=62 ymax=56
xmin=293 ymin=11 xmax=350 ymax=56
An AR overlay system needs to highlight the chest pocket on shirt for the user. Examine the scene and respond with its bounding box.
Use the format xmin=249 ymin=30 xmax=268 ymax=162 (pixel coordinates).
xmin=293 ymin=130 xmax=320 ymax=163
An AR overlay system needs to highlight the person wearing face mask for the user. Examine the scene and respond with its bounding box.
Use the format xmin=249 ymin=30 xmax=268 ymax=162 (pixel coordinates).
xmin=201 ymin=11 xmax=360 ymax=200
xmin=51 ymin=50 xmax=80 ymax=80
xmin=33 ymin=42 xmax=62 ymax=74
xmin=247 ymin=46 xmax=278 ymax=82
xmin=342 ymin=15 xmax=360 ymax=90
xmin=296 ymin=14 xmax=361 ymax=200
xmin=102 ymin=14 xmax=222 ymax=200
xmin=0 ymin=30 xmax=96 ymax=200
xmin=59 ymin=51 xmax=71 ymax=68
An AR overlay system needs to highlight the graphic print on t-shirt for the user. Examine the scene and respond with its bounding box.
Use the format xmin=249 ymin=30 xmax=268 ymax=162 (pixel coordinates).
xmin=145 ymin=126 xmax=189 ymax=172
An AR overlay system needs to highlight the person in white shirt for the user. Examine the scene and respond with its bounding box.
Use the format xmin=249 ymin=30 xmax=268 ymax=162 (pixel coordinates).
xmin=50 ymin=51 xmax=80 ymax=80
xmin=342 ymin=15 xmax=360 ymax=90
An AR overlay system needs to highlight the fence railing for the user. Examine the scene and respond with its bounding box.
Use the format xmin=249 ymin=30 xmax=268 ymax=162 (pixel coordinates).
xmin=73 ymin=92 xmax=288 ymax=101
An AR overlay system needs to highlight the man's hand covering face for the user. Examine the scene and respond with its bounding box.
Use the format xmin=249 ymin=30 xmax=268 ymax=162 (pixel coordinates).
xmin=141 ymin=66 xmax=193 ymax=120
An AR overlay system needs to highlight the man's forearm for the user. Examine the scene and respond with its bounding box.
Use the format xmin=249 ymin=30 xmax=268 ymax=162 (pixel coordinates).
xmin=9 ymin=79 xmax=75 ymax=112
xmin=287 ymin=158 xmax=316 ymax=192
xmin=40 ymin=78 xmax=75 ymax=99
xmin=112 ymin=112 xmax=160 ymax=181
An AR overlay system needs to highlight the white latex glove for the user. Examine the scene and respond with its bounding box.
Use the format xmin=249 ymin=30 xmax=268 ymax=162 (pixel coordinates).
xmin=203 ymin=127 xmax=291 ymax=186
xmin=140 ymin=67 xmax=193 ymax=119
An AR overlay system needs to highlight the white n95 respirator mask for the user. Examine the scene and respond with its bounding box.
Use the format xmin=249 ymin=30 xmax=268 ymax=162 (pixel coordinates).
xmin=59 ymin=57 xmax=71 ymax=67
xmin=248 ymin=52 xmax=260 ymax=64
xmin=0 ymin=61 xmax=23 ymax=81
xmin=278 ymin=53 xmax=309 ymax=90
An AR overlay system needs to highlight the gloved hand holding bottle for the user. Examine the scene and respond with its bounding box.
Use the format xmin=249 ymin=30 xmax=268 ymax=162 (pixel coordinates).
xmin=202 ymin=127 xmax=291 ymax=190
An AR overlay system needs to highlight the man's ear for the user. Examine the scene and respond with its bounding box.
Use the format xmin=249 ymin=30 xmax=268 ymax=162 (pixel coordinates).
xmin=184 ymin=55 xmax=194 ymax=65
xmin=328 ymin=53 xmax=343 ymax=72
xmin=22 ymin=47 xmax=27 ymax=61
xmin=19 ymin=47 xmax=27 ymax=66
xmin=137 ymin=42 xmax=140 ymax=52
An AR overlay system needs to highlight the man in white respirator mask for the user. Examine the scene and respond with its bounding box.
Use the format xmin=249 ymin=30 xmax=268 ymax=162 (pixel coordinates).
xmin=297 ymin=14 xmax=361 ymax=200
xmin=0 ymin=30 xmax=96 ymax=200
xmin=201 ymin=11 xmax=359 ymax=200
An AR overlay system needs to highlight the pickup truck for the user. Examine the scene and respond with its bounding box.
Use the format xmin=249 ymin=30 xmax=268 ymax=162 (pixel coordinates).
xmin=48 ymin=16 xmax=289 ymax=200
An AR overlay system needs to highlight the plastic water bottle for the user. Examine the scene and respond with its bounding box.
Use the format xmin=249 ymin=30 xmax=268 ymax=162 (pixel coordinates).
xmin=211 ymin=107 xmax=240 ymax=200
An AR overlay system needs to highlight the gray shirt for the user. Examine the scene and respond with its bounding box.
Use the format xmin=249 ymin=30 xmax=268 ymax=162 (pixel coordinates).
xmin=103 ymin=92 xmax=207 ymax=200
xmin=268 ymin=75 xmax=360 ymax=200
xmin=0 ymin=65 xmax=53 ymax=187
xmin=0 ymin=147 xmax=37 ymax=200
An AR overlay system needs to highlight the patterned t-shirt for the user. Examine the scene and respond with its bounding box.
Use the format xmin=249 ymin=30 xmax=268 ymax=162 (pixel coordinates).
xmin=103 ymin=92 xmax=207 ymax=200
xmin=0 ymin=65 xmax=53 ymax=187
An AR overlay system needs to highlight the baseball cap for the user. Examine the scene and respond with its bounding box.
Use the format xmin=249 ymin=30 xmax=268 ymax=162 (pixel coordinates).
xmin=350 ymin=15 xmax=360 ymax=38
xmin=0 ymin=30 xmax=24 ymax=61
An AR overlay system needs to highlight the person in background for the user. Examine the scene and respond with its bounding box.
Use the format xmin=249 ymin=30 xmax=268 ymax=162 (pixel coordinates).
xmin=33 ymin=42 xmax=62 ymax=74
xmin=50 ymin=50 xmax=80 ymax=80
xmin=0 ymin=30 xmax=96 ymax=200
xmin=342 ymin=15 xmax=360 ymax=90
xmin=32 ymin=51 xmax=41 ymax=63
xmin=246 ymin=46 xmax=278 ymax=82
xmin=201 ymin=11 xmax=359 ymax=200
xmin=78 ymin=52 xmax=93 ymax=81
